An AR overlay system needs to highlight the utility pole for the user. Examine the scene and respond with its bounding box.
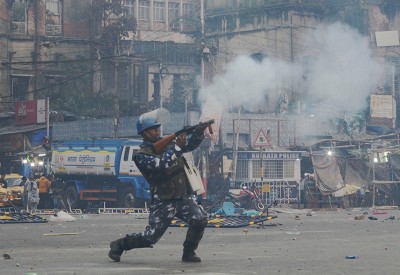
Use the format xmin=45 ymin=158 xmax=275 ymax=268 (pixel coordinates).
xmin=200 ymin=0 xmax=205 ymax=86
xmin=232 ymin=106 xmax=242 ymax=188
xmin=113 ymin=41 xmax=120 ymax=138
xmin=159 ymin=63 xmax=163 ymax=108
xmin=33 ymin=0 xmax=40 ymax=99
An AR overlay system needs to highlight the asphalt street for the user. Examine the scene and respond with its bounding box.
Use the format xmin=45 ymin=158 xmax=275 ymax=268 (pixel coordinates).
xmin=1 ymin=206 xmax=400 ymax=275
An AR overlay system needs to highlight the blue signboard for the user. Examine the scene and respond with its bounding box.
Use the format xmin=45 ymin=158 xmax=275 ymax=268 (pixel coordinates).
xmin=228 ymin=151 xmax=303 ymax=160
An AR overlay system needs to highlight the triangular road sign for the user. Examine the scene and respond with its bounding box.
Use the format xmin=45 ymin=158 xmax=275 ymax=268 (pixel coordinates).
xmin=253 ymin=129 xmax=270 ymax=147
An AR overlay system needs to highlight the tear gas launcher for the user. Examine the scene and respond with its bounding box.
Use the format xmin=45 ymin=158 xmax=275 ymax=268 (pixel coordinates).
xmin=153 ymin=119 xmax=215 ymax=154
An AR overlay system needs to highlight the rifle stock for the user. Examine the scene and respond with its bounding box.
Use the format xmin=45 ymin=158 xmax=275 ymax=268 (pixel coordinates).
xmin=153 ymin=119 xmax=215 ymax=154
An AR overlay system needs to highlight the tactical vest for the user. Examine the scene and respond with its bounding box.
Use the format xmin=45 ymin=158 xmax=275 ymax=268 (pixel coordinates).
xmin=137 ymin=145 xmax=190 ymax=200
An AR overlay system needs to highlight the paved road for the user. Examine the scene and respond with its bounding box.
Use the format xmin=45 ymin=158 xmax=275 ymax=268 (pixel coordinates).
xmin=1 ymin=207 xmax=400 ymax=275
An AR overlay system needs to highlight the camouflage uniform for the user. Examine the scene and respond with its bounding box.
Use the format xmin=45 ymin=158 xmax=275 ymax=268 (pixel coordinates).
xmin=109 ymin=130 xmax=208 ymax=262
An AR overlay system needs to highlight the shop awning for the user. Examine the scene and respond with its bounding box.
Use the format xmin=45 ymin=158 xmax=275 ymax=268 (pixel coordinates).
xmin=0 ymin=124 xmax=47 ymax=136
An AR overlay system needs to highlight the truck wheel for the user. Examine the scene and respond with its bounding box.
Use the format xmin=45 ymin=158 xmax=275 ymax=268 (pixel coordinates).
xmin=119 ymin=187 xmax=136 ymax=208
xmin=64 ymin=186 xmax=79 ymax=209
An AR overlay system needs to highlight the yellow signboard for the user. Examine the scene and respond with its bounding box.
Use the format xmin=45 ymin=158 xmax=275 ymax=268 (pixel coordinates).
xmin=262 ymin=184 xmax=270 ymax=193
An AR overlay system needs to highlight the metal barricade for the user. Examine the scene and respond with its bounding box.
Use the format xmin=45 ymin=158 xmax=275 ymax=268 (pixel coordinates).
xmin=262 ymin=180 xmax=299 ymax=205
xmin=97 ymin=208 xmax=150 ymax=218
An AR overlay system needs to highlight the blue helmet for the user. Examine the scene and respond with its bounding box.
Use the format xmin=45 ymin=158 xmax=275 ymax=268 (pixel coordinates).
xmin=136 ymin=115 xmax=161 ymax=134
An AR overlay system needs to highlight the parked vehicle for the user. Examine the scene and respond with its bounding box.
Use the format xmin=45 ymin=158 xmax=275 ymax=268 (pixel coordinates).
xmin=51 ymin=139 xmax=150 ymax=209
xmin=226 ymin=186 xmax=266 ymax=212
xmin=4 ymin=174 xmax=24 ymax=205
xmin=203 ymin=185 xmax=266 ymax=213
xmin=0 ymin=187 xmax=13 ymax=207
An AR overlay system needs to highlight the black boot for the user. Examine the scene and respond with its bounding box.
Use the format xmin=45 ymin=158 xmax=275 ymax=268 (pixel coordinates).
xmin=108 ymin=238 xmax=124 ymax=262
xmin=182 ymin=250 xmax=201 ymax=262
xmin=181 ymin=219 xmax=206 ymax=263
xmin=108 ymin=234 xmax=153 ymax=262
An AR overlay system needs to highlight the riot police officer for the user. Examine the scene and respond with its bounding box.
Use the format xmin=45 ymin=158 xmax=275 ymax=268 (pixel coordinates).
xmin=108 ymin=113 xmax=208 ymax=263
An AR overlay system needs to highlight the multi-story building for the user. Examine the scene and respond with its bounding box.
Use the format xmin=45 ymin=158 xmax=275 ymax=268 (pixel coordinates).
xmin=0 ymin=0 xmax=200 ymax=172
xmin=203 ymin=0 xmax=400 ymax=149
xmin=0 ymin=0 xmax=200 ymax=114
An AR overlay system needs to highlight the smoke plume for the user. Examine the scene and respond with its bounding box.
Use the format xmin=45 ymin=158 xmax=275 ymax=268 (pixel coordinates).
xmin=200 ymin=22 xmax=382 ymax=131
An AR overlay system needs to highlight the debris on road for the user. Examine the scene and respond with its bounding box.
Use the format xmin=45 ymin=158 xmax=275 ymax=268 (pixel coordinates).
xmin=43 ymin=232 xmax=79 ymax=236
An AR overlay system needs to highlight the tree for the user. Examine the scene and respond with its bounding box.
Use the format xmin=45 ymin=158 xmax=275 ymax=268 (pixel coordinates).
xmin=92 ymin=0 xmax=136 ymax=47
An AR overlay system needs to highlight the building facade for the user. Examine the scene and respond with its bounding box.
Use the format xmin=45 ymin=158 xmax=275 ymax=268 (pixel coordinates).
xmin=203 ymin=0 xmax=400 ymax=148
xmin=0 ymin=0 xmax=200 ymax=172
xmin=0 ymin=0 xmax=200 ymax=115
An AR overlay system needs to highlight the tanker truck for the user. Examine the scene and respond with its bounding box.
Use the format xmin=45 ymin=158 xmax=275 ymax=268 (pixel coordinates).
xmin=51 ymin=139 xmax=150 ymax=209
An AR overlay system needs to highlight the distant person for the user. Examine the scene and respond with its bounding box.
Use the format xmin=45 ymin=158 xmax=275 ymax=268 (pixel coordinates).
xmin=0 ymin=173 xmax=8 ymax=188
xmin=37 ymin=175 xmax=51 ymax=209
xmin=49 ymin=176 xmax=66 ymax=210
xmin=20 ymin=176 xmax=29 ymax=210
xmin=26 ymin=179 xmax=40 ymax=212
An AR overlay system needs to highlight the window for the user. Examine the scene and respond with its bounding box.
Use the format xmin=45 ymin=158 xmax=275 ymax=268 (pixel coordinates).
xmin=131 ymin=149 xmax=138 ymax=161
xmin=133 ymin=41 xmax=196 ymax=66
xmin=183 ymin=3 xmax=192 ymax=16
xmin=46 ymin=0 xmax=62 ymax=35
xmin=125 ymin=0 xmax=135 ymax=19
xmin=252 ymin=160 xmax=261 ymax=178
xmin=264 ymin=160 xmax=295 ymax=179
xmin=153 ymin=2 xmax=165 ymax=21
xmin=123 ymin=147 xmax=130 ymax=161
xmin=236 ymin=160 xmax=248 ymax=180
xmin=251 ymin=159 xmax=295 ymax=180
xmin=168 ymin=2 xmax=180 ymax=23
xmin=239 ymin=0 xmax=257 ymax=9
xmin=264 ymin=160 xmax=283 ymax=179
xmin=11 ymin=75 xmax=32 ymax=101
xmin=10 ymin=0 xmax=27 ymax=34
xmin=283 ymin=160 xmax=295 ymax=178
xmin=46 ymin=0 xmax=60 ymax=15
xmin=139 ymin=0 xmax=149 ymax=20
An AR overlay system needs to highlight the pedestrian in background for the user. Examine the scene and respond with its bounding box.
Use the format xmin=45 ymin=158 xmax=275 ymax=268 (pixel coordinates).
xmin=20 ymin=176 xmax=29 ymax=210
xmin=49 ymin=175 xmax=66 ymax=210
xmin=26 ymin=179 xmax=40 ymax=212
xmin=37 ymin=174 xmax=51 ymax=209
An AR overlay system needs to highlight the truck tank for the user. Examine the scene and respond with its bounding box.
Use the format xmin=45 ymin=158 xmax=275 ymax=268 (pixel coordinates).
xmin=51 ymin=139 xmax=150 ymax=209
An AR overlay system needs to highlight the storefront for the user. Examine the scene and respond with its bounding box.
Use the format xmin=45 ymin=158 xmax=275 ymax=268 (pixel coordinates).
xmin=228 ymin=150 xmax=304 ymax=204
xmin=0 ymin=125 xmax=49 ymax=176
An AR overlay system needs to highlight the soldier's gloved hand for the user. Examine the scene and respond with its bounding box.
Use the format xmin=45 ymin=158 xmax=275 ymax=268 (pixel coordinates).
xmin=194 ymin=123 xmax=208 ymax=135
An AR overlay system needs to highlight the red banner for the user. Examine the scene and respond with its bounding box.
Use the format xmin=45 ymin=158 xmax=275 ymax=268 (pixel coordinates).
xmin=15 ymin=99 xmax=46 ymax=126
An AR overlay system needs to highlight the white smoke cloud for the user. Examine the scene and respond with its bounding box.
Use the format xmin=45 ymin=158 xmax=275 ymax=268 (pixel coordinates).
xmin=200 ymin=55 xmax=294 ymax=112
xmin=200 ymin=22 xmax=382 ymax=117
xmin=308 ymin=22 xmax=381 ymax=114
